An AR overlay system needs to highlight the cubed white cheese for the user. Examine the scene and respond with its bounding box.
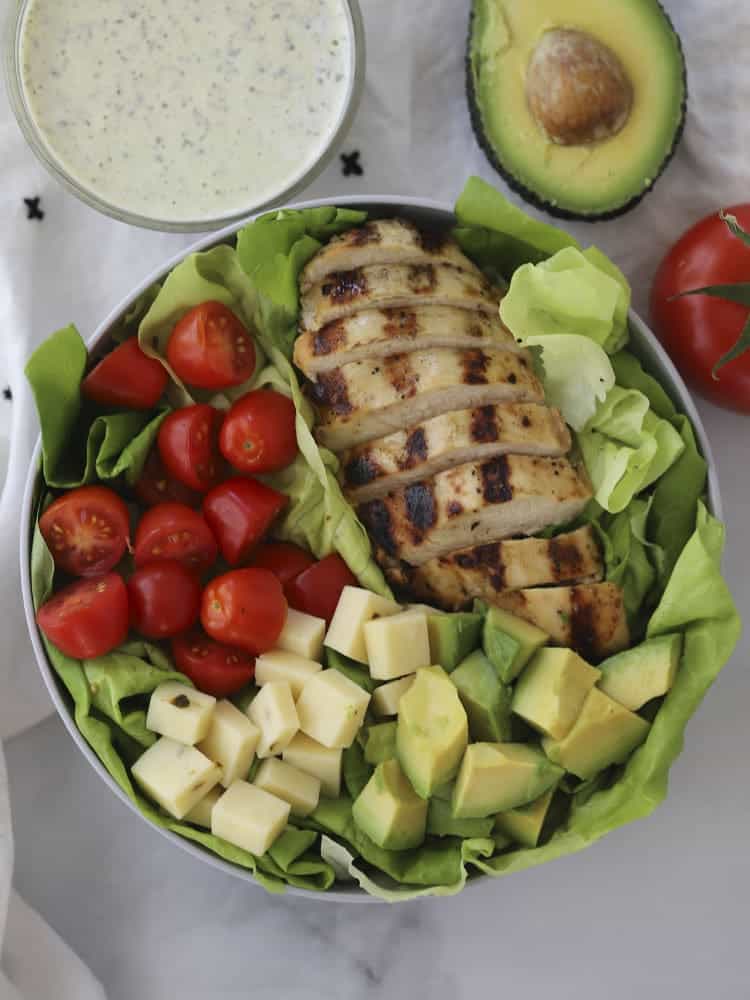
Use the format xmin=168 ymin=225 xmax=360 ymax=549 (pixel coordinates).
xmin=275 ymin=608 xmax=326 ymax=661
xmin=211 ymin=780 xmax=290 ymax=856
xmin=254 ymin=650 xmax=322 ymax=698
xmin=183 ymin=785 xmax=223 ymax=829
xmin=246 ymin=681 xmax=299 ymax=758
xmin=254 ymin=758 xmax=321 ymax=817
xmin=197 ymin=699 xmax=260 ymax=786
xmin=296 ymin=669 xmax=370 ymax=749
xmin=146 ymin=682 xmax=216 ymax=745
xmin=324 ymin=586 xmax=401 ymax=663
xmin=132 ymin=737 xmax=222 ymax=820
xmin=282 ymin=733 xmax=342 ymax=798
xmin=371 ymin=675 xmax=417 ymax=717
xmin=364 ymin=610 xmax=431 ymax=680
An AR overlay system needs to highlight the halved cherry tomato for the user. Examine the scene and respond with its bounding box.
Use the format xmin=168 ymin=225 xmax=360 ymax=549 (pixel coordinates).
xmin=134 ymin=503 xmax=218 ymax=574
xmin=134 ymin=447 xmax=201 ymax=508
xmin=286 ymin=554 xmax=357 ymax=624
xmin=166 ymin=301 xmax=256 ymax=390
xmin=157 ymin=404 xmax=223 ymax=493
xmin=171 ymin=629 xmax=255 ymax=697
xmin=40 ymin=486 xmax=130 ymax=578
xmin=202 ymin=477 xmax=287 ymax=565
xmin=249 ymin=542 xmax=315 ymax=592
xmin=127 ymin=560 xmax=201 ymax=639
xmin=201 ymin=568 xmax=287 ymax=655
xmin=219 ymin=389 xmax=298 ymax=474
xmin=36 ymin=573 xmax=129 ymax=659
xmin=82 ymin=338 xmax=168 ymax=410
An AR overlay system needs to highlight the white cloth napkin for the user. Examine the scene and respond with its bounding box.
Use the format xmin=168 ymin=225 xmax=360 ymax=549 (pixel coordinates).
xmin=0 ymin=0 xmax=748 ymax=995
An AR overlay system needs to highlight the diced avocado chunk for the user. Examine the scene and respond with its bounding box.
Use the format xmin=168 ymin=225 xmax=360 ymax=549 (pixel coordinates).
xmin=512 ymin=647 xmax=601 ymax=740
xmin=598 ymin=634 xmax=682 ymax=711
xmin=363 ymin=721 xmax=398 ymax=765
xmin=427 ymin=612 xmax=483 ymax=672
xmin=483 ymin=607 xmax=548 ymax=683
xmin=432 ymin=781 xmax=453 ymax=802
xmin=452 ymin=742 xmax=563 ymax=819
xmin=451 ymin=650 xmax=512 ymax=742
xmin=427 ymin=797 xmax=494 ymax=838
xmin=397 ymin=666 xmax=469 ymax=798
xmin=495 ymin=787 xmax=557 ymax=848
xmin=352 ymin=758 xmax=427 ymax=850
xmin=325 ymin=648 xmax=377 ymax=693
xmin=543 ymin=687 xmax=650 ymax=780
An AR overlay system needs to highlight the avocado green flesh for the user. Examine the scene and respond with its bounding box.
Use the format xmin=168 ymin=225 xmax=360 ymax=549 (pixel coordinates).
xmin=467 ymin=0 xmax=687 ymax=219
xmin=352 ymin=759 xmax=428 ymax=851
xmin=363 ymin=722 xmax=398 ymax=766
xmin=427 ymin=798 xmax=494 ymax=839
xmin=326 ymin=648 xmax=377 ymax=693
xmin=483 ymin=606 xmax=547 ymax=683
xmin=452 ymin=742 xmax=563 ymax=819
xmin=452 ymin=650 xmax=513 ymax=742
xmin=598 ymin=634 xmax=682 ymax=711
xmin=428 ymin=612 xmax=483 ymax=672
xmin=495 ymin=787 xmax=557 ymax=848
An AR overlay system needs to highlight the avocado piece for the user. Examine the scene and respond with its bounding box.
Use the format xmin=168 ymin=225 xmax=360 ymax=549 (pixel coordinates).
xmin=452 ymin=742 xmax=563 ymax=819
xmin=427 ymin=797 xmax=495 ymax=839
xmin=599 ymin=634 xmax=682 ymax=711
xmin=495 ymin=787 xmax=557 ymax=848
xmin=466 ymin=0 xmax=686 ymax=220
xmin=543 ymin=687 xmax=650 ymax=780
xmin=492 ymin=831 xmax=512 ymax=852
xmin=363 ymin=721 xmax=398 ymax=766
xmin=352 ymin=758 xmax=427 ymax=850
xmin=325 ymin=648 xmax=377 ymax=694
xmin=451 ymin=650 xmax=512 ymax=742
xmin=483 ymin=607 xmax=548 ymax=683
xmin=397 ymin=666 xmax=469 ymax=798
xmin=427 ymin=612 xmax=483 ymax=672
xmin=512 ymin=647 xmax=601 ymax=740
xmin=342 ymin=742 xmax=372 ymax=800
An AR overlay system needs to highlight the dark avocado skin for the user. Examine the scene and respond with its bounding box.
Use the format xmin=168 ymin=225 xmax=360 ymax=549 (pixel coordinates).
xmin=465 ymin=1 xmax=688 ymax=222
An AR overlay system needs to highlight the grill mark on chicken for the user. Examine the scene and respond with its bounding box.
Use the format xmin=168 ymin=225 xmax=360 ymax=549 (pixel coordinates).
xmin=522 ymin=415 xmax=532 ymax=428
xmin=415 ymin=226 xmax=449 ymax=254
xmin=470 ymin=405 xmax=500 ymax=443
xmin=404 ymin=482 xmax=437 ymax=539
xmin=350 ymin=223 xmax=383 ymax=246
xmin=548 ymin=536 xmax=586 ymax=583
xmin=381 ymin=308 xmax=419 ymax=339
xmin=481 ymin=456 xmax=513 ymax=504
xmin=463 ymin=350 xmax=489 ymax=385
xmin=570 ymin=588 xmax=599 ymax=663
xmin=407 ymin=263 xmax=437 ymax=294
xmin=320 ymin=268 xmax=368 ymax=304
xmin=310 ymin=370 xmax=353 ymax=415
xmin=382 ymin=353 xmax=418 ymax=399
xmin=362 ymin=499 xmax=397 ymax=557
xmin=343 ymin=453 xmax=382 ymax=487
xmin=401 ymin=427 xmax=428 ymax=469
xmin=454 ymin=542 xmax=506 ymax=591
xmin=312 ymin=320 xmax=347 ymax=356
xmin=446 ymin=500 xmax=464 ymax=518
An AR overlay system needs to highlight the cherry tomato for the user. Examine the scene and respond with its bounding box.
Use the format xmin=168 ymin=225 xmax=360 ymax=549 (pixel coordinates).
xmin=127 ymin=560 xmax=201 ymax=639
xmin=650 ymin=204 xmax=750 ymax=413
xmin=201 ymin=568 xmax=287 ymax=655
xmin=249 ymin=542 xmax=315 ymax=592
xmin=36 ymin=573 xmax=129 ymax=659
xmin=81 ymin=338 xmax=168 ymax=410
xmin=134 ymin=447 xmax=201 ymax=508
xmin=39 ymin=486 xmax=130 ymax=578
xmin=171 ymin=629 xmax=255 ymax=697
xmin=202 ymin=477 xmax=287 ymax=566
xmin=286 ymin=554 xmax=357 ymax=624
xmin=157 ymin=404 xmax=223 ymax=493
xmin=166 ymin=301 xmax=256 ymax=390
xmin=134 ymin=503 xmax=218 ymax=574
xmin=219 ymin=390 xmax=298 ymax=474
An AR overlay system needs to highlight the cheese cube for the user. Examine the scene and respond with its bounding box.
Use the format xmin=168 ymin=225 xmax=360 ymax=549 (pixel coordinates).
xmin=325 ymin=586 xmax=402 ymax=663
xmin=254 ymin=758 xmax=321 ymax=817
xmin=364 ymin=610 xmax=431 ymax=680
xmin=197 ymin=700 xmax=260 ymax=786
xmin=211 ymin=780 xmax=290 ymax=857
xmin=275 ymin=608 xmax=326 ymax=660
xmin=296 ymin=669 xmax=370 ymax=749
xmin=146 ymin=682 xmax=216 ymax=745
xmin=132 ymin=737 xmax=222 ymax=820
xmin=183 ymin=785 xmax=222 ymax=829
xmin=254 ymin=650 xmax=322 ymax=698
xmin=371 ymin=675 xmax=416 ymax=717
xmin=282 ymin=733 xmax=342 ymax=798
xmin=246 ymin=681 xmax=299 ymax=758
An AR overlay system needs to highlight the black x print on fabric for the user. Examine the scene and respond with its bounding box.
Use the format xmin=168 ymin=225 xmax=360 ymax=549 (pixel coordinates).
xmin=2 ymin=387 xmax=11 ymax=401
xmin=340 ymin=150 xmax=363 ymax=177
xmin=23 ymin=197 xmax=44 ymax=221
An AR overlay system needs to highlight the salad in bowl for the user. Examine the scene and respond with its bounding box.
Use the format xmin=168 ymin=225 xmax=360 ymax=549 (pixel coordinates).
xmin=21 ymin=179 xmax=740 ymax=900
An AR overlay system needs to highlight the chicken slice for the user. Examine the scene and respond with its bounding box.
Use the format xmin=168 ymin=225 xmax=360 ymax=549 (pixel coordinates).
xmin=300 ymin=262 xmax=500 ymax=333
xmin=294 ymin=306 xmax=520 ymax=376
xmin=311 ymin=349 xmax=544 ymax=451
xmin=300 ymin=218 xmax=479 ymax=290
xmin=342 ymin=404 xmax=571 ymax=504
xmin=357 ymin=455 xmax=592 ymax=567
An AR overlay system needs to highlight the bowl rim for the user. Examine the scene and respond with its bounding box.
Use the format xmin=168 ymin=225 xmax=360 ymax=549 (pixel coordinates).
xmin=18 ymin=194 xmax=723 ymax=903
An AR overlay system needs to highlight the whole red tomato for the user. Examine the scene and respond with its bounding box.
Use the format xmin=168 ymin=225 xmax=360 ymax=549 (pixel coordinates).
xmin=650 ymin=205 xmax=750 ymax=413
xmin=219 ymin=389 xmax=298 ymax=474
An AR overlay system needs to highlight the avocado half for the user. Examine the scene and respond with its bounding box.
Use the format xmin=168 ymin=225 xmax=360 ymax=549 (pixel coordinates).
xmin=466 ymin=0 xmax=687 ymax=221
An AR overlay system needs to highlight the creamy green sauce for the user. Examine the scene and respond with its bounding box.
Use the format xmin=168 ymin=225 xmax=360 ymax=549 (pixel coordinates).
xmin=20 ymin=0 xmax=353 ymax=222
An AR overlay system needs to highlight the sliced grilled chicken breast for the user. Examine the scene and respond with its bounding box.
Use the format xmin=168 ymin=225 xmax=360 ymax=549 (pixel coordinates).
xmin=300 ymin=218 xmax=479 ymax=290
xmin=341 ymin=404 xmax=571 ymax=504
xmin=388 ymin=526 xmax=603 ymax=606
xmin=300 ymin=262 xmax=500 ymax=333
xmin=357 ymin=455 xmax=592 ymax=566
xmin=294 ymin=306 xmax=520 ymax=376
xmin=312 ymin=349 xmax=544 ymax=451
xmin=490 ymin=583 xmax=630 ymax=661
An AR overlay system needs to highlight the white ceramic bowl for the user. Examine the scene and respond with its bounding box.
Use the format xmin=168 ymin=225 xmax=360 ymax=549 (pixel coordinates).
xmin=19 ymin=196 xmax=722 ymax=901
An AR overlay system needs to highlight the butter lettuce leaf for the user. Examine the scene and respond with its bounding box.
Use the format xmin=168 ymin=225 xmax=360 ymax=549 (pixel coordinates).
xmin=524 ymin=334 xmax=615 ymax=431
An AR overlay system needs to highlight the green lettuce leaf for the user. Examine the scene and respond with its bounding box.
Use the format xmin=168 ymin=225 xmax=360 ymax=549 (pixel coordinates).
xmin=524 ymin=334 xmax=615 ymax=431
xmin=595 ymin=497 xmax=663 ymax=624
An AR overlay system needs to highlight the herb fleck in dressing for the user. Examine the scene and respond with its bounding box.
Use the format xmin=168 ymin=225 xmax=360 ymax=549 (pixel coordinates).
xmin=20 ymin=0 xmax=353 ymax=222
